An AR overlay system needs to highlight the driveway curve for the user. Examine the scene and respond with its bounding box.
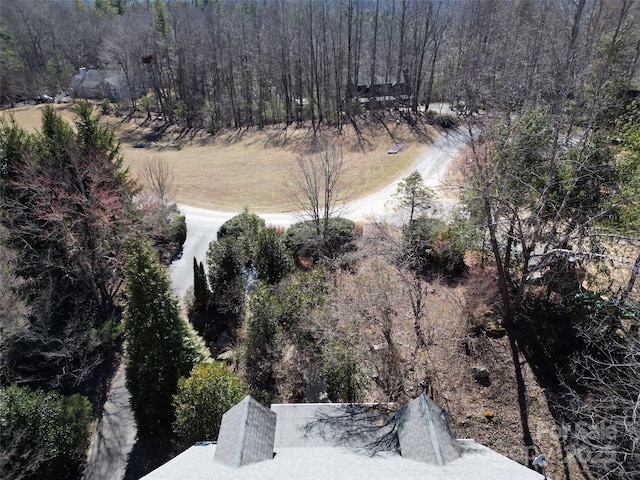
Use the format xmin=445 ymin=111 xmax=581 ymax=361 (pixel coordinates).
xmin=169 ymin=126 xmax=469 ymax=299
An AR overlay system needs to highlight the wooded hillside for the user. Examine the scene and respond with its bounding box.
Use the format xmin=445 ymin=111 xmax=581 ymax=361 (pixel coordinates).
xmin=2 ymin=0 xmax=638 ymax=132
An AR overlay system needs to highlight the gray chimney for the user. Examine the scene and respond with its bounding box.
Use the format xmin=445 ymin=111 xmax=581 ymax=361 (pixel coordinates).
xmin=214 ymin=395 xmax=276 ymax=468
xmin=397 ymin=393 xmax=461 ymax=465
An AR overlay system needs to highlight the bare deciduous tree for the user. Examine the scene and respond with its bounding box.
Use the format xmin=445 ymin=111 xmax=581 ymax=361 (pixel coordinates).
xmin=290 ymin=141 xmax=344 ymax=244
xmin=140 ymin=156 xmax=176 ymax=209
xmin=137 ymin=156 xmax=185 ymax=256
xmin=0 ymin=233 xmax=30 ymax=384
xmin=455 ymin=0 xmax=640 ymax=467
xmin=557 ymin=312 xmax=640 ymax=480
xmin=326 ymin=224 xmax=437 ymax=403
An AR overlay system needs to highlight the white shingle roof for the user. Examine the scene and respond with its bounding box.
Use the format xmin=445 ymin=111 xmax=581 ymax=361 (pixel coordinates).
xmin=142 ymin=395 xmax=548 ymax=479
xmin=271 ymin=402 xmax=396 ymax=450
xmin=142 ymin=440 xmax=546 ymax=480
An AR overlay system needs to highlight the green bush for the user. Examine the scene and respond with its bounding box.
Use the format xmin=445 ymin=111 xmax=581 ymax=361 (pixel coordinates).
xmin=433 ymin=113 xmax=460 ymax=129
xmin=172 ymin=362 xmax=247 ymax=445
xmin=0 ymin=385 xmax=92 ymax=480
xmin=217 ymin=209 xmax=266 ymax=262
xmin=284 ymin=217 xmax=356 ymax=261
xmin=245 ymin=283 xmax=285 ymax=403
xmin=244 ymin=269 xmax=327 ymax=402
xmin=255 ymin=227 xmax=294 ymax=284
xmin=169 ymin=210 xmax=187 ymax=246
xmin=403 ymin=216 xmax=466 ymax=277
xmin=425 ymin=111 xmax=460 ymax=129
xmin=100 ymin=98 xmax=112 ymax=115
xmin=207 ymin=237 xmax=246 ymax=317
xmin=276 ymin=267 xmax=327 ymax=333
xmin=218 ymin=209 xmax=266 ymax=240
xmin=322 ymin=345 xmax=366 ymax=403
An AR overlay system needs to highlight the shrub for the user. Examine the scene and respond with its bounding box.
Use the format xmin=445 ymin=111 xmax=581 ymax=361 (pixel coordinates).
xmin=433 ymin=113 xmax=460 ymax=129
xmin=217 ymin=209 xmax=265 ymax=262
xmin=169 ymin=210 xmax=187 ymax=246
xmin=322 ymin=345 xmax=366 ymax=403
xmin=100 ymin=98 xmax=112 ymax=115
xmin=172 ymin=362 xmax=247 ymax=445
xmin=0 ymin=385 xmax=92 ymax=480
xmin=402 ymin=216 xmax=466 ymax=277
xmin=244 ymin=269 xmax=327 ymax=402
xmin=244 ymin=283 xmax=285 ymax=403
xmin=277 ymin=267 xmax=327 ymax=333
xmin=139 ymin=202 xmax=187 ymax=262
xmin=255 ymin=227 xmax=294 ymax=284
xmin=284 ymin=217 xmax=356 ymax=262
xmin=218 ymin=210 xmax=265 ymax=240
xmin=424 ymin=111 xmax=460 ymax=129
xmin=207 ymin=237 xmax=246 ymax=317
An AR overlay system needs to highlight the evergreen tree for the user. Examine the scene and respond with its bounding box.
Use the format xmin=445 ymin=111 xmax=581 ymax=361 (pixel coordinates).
xmin=245 ymin=283 xmax=284 ymax=403
xmin=255 ymin=227 xmax=293 ymax=285
xmin=153 ymin=0 xmax=171 ymax=41
xmin=392 ymin=171 xmax=433 ymax=224
xmin=206 ymin=237 xmax=246 ymax=318
xmin=124 ymin=236 xmax=198 ymax=435
xmin=0 ymin=104 xmax=136 ymax=389
xmin=192 ymin=257 xmax=209 ymax=311
xmin=322 ymin=344 xmax=366 ymax=403
xmin=94 ymin=0 xmax=127 ymax=16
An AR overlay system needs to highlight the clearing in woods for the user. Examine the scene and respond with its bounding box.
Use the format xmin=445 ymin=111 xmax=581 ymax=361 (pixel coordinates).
xmin=3 ymin=103 xmax=439 ymax=213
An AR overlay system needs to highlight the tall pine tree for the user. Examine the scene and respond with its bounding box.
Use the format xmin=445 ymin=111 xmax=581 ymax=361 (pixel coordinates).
xmin=193 ymin=257 xmax=209 ymax=311
xmin=124 ymin=236 xmax=198 ymax=435
xmin=0 ymin=103 xmax=136 ymax=389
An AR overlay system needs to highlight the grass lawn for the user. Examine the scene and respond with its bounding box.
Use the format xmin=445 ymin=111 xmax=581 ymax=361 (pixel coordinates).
xmin=2 ymin=103 xmax=437 ymax=213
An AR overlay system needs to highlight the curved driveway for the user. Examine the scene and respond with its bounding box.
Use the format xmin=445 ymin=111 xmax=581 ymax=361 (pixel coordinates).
xmin=169 ymin=127 xmax=469 ymax=299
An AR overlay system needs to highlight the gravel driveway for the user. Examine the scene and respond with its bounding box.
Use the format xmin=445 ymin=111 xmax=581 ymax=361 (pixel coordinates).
xmin=170 ymin=126 xmax=469 ymax=298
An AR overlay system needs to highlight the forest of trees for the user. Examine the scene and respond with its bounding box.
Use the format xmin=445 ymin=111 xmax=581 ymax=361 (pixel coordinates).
xmin=2 ymin=0 xmax=636 ymax=132
xmin=0 ymin=0 xmax=455 ymax=130
xmin=2 ymin=1 xmax=640 ymax=480
xmin=0 ymin=104 xmax=188 ymax=479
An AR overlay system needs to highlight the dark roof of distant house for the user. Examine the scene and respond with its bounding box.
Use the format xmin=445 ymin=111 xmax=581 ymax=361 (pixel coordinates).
xmin=70 ymin=69 xmax=129 ymax=99
xmin=71 ymin=69 xmax=124 ymax=89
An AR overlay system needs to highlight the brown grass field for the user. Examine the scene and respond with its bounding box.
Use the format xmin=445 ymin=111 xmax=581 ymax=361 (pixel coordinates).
xmin=2 ymin=103 xmax=438 ymax=212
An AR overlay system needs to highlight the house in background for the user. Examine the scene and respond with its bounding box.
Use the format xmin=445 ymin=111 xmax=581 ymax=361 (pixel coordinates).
xmin=142 ymin=394 xmax=547 ymax=480
xmin=69 ymin=67 xmax=130 ymax=102
xmin=349 ymin=68 xmax=413 ymax=109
